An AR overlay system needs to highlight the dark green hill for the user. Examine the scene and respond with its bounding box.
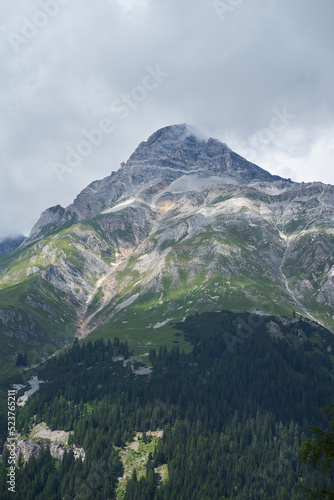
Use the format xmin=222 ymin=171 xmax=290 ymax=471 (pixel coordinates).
xmin=1 ymin=311 xmax=333 ymax=499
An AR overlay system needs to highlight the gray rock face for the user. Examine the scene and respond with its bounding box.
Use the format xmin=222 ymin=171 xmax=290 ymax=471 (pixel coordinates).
xmin=9 ymin=431 xmax=85 ymax=463
xmin=27 ymin=205 xmax=78 ymax=244
xmin=125 ymin=124 xmax=283 ymax=181
xmin=26 ymin=124 xmax=289 ymax=243
xmin=0 ymin=124 xmax=333 ymax=345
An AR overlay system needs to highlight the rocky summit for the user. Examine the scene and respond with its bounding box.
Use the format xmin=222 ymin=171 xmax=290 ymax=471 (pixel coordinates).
xmin=0 ymin=124 xmax=333 ymax=367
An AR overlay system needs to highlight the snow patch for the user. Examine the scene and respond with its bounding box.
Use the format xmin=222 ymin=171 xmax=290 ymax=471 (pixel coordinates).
xmin=115 ymin=294 xmax=139 ymax=312
xmin=17 ymin=376 xmax=44 ymax=406
xmin=101 ymin=198 xmax=141 ymax=214
xmin=153 ymin=318 xmax=172 ymax=329
xmin=153 ymin=174 xmax=238 ymax=204
xmin=12 ymin=384 xmax=25 ymax=391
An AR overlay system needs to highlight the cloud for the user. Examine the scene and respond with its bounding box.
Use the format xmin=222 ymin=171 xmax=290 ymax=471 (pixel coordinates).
xmin=0 ymin=0 xmax=333 ymax=237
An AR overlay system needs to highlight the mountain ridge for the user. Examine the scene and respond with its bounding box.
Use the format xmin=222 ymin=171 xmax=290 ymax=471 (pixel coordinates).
xmin=26 ymin=124 xmax=290 ymax=244
xmin=0 ymin=124 xmax=333 ymax=379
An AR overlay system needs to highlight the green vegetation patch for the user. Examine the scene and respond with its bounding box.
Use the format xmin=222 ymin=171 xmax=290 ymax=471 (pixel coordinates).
xmin=116 ymin=431 xmax=166 ymax=499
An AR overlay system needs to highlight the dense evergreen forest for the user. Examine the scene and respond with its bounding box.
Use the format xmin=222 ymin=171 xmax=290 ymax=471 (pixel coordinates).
xmin=0 ymin=311 xmax=334 ymax=499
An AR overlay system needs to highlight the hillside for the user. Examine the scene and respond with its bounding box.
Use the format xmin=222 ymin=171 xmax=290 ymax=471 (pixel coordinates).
xmin=0 ymin=124 xmax=333 ymax=383
xmin=1 ymin=311 xmax=334 ymax=498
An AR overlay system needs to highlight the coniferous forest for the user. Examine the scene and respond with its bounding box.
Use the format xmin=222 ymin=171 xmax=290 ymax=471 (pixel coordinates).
xmin=0 ymin=311 xmax=334 ymax=499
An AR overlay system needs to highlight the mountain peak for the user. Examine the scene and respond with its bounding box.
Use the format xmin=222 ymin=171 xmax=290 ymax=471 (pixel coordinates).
xmin=125 ymin=123 xmax=232 ymax=171
xmin=126 ymin=123 xmax=214 ymax=167
xmin=144 ymin=123 xmax=210 ymax=145
xmin=125 ymin=123 xmax=284 ymax=184
xmin=26 ymin=124 xmax=289 ymax=243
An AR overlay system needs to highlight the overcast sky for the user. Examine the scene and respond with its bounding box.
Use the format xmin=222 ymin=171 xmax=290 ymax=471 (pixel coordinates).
xmin=0 ymin=0 xmax=333 ymax=239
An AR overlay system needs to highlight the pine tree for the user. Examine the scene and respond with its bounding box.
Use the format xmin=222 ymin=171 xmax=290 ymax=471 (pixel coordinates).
xmin=301 ymin=404 xmax=334 ymax=498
